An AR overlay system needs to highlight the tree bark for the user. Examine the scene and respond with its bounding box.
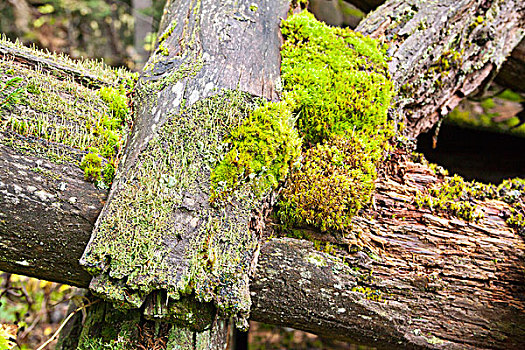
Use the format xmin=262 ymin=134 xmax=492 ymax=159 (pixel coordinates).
xmin=1 ymin=0 xmax=525 ymax=349
xmin=356 ymin=0 xmax=525 ymax=138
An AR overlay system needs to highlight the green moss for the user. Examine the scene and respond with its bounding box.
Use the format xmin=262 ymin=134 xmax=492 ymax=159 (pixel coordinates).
xmin=351 ymin=285 xmax=382 ymax=302
xmin=274 ymin=12 xmax=395 ymax=232
xmin=0 ymin=41 xmax=136 ymax=186
xmin=82 ymin=91 xmax=263 ymax=330
xmin=415 ymin=172 xmax=525 ymax=231
xmin=415 ymin=174 xmax=493 ymax=221
xmin=429 ymin=49 xmax=463 ymax=87
xmin=469 ymin=15 xmax=484 ymax=31
xmin=497 ymin=89 xmax=523 ymax=102
xmin=280 ymin=11 xmax=394 ymax=144
xmin=480 ymin=97 xmax=495 ymax=111
xmin=210 ymin=102 xmax=301 ymax=203
xmin=78 ymin=336 xmax=132 ymax=350
xmin=446 ymin=93 xmax=525 ymax=138
xmin=98 ymin=86 xmax=131 ymax=127
xmin=76 ymin=302 xmax=141 ymax=350
xmin=80 ymin=149 xmax=103 ymax=181
xmin=158 ymin=20 xmax=177 ymax=44
xmin=279 ymin=133 xmax=390 ymax=231
xmin=0 ymin=77 xmax=24 ymax=113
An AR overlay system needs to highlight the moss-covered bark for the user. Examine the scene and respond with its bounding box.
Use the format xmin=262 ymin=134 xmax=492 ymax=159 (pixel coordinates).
xmin=1 ymin=0 xmax=525 ymax=349
xmin=80 ymin=0 xmax=291 ymax=337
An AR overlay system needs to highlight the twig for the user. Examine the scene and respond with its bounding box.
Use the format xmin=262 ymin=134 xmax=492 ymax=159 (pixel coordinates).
xmin=35 ymin=299 xmax=99 ymax=350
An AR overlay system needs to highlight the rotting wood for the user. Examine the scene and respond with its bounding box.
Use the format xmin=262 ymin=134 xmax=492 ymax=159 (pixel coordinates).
xmin=1 ymin=0 xmax=525 ymax=348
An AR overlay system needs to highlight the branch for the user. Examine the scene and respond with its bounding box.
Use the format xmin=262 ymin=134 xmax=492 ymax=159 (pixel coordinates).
xmin=1 ymin=0 xmax=525 ymax=348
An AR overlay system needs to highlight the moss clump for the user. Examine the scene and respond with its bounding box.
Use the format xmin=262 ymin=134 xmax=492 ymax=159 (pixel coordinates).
xmin=0 ymin=77 xmax=24 ymax=113
xmin=80 ymin=148 xmax=103 ymax=181
xmin=415 ymin=174 xmax=496 ymax=221
xmin=82 ymin=91 xmax=263 ymax=330
xmin=280 ymin=11 xmax=394 ymax=144
xmin=351 ymin=285 xmax=382 ymax=302
xmin=275 ymin=11 xmax=395 ymax=232
xmin=415 ymin=173 xmax=525 ymax=230
xmin=279 ymin=134 xmax=388 ymax=231
xmin=210 ymin=102 xmax=301 ymax=203
xmin=98 ymin=86 xmax=131 ymax=126
xmin=80 ymin=147 xmax=115 ymax=188
xmin=0 ymin=46 xmax=135 ymax=187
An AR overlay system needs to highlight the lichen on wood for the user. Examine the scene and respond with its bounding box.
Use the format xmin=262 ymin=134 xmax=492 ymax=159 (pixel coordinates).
xmin=80 ymin=0 xmax=290 ymax=332
xmin=0 ymin=36 xmax=135 ymax=188
xmin=81 ymin=91 xmax=262 ymax=329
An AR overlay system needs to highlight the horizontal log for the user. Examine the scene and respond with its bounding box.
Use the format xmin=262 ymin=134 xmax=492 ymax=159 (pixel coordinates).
xmin=1 ymin=0 xmax=525 ymax=348
xmin=2 ymin=145 xmax=525 ymax=349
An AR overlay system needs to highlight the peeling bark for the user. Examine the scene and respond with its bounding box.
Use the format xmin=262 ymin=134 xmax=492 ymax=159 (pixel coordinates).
xmin=1 ymin=0 xmax=525 ymax=349
xmin=252 ymin=151 xmax=525 ymax=349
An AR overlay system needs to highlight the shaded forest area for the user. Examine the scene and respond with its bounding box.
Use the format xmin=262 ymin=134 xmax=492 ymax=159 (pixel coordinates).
xmin=1 ymin=0 xmax=524 ymax=349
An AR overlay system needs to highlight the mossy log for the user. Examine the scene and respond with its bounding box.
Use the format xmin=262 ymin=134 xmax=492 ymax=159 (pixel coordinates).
xmin=1 ymin=0 xmax=525 ymax=349
xmin=346 ymin=1 xmax=525 ymax=93
xmin=356 ymin=0 xmax=525 ymax=138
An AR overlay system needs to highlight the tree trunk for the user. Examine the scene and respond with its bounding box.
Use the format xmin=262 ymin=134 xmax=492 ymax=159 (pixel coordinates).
xmin=1 ymin=0 xmax=525 ymax=349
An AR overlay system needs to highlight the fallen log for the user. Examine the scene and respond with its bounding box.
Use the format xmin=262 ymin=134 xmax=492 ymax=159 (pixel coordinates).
xmin=1 ymin=0 xmax=525 ymax=348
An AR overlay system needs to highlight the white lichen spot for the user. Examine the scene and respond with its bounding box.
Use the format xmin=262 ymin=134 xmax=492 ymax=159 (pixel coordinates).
xmin=299 ymin=270 xmax=312 ymax=280
xmin=203 ymin=82 xmax=215 ymax=95
xmin=58 ymin=182 xmax=67 ymax=191
xmin=69 ymin=197 xmax=77 ymax=204
xmin=305 ymin=252 xmax=327 ymax=267
xmin=171 ymin=81 xmax=185 ymax=108
xmin=337 ymin=308 xmax=346 ymax=314
xmin=34 ymin=190 xmax=54 ymax=202
xmin=13 ymin=163 xmax=28 ymax=170
xmin=189 ymin=217 xmax=199 ymax=229
xmin=188 ymin=89 xmax=200 ymax=105
xmin=155 ymin=110 xmax=162 ymax=123
xmin=15 ymin=260 xmax=31 ymax=266
xmin=13 ymin=184 xmax=22 ymax=195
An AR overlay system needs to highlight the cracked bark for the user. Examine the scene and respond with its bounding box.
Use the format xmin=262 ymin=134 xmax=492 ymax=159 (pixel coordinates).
xmin=1 ymin=0 xmax=525 ymax=349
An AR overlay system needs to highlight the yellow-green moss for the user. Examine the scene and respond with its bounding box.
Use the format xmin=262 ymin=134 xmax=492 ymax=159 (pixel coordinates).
xmin=279 ymin=133 xmax=390 ymax=231
xmin=0 ymin=77 xmax=24 ymax=113
xmin=275 ymin=11 xmax=395 ymax=232
xmin=351 ymin=285 xmax=382 ymax=302
xmin=415 ymin=173 xmax=525 ymax=231
xmin=210 ymin=101 xmax=301 ymax=203
xmin=415 ymin=175 xmax=487 ymax=221
xmin=80 ymin=148 xmax=103 ymax=181
xmin=280 ymin=11 xmax=394 ymax=144
xmin=82 ymin=91 xmax=263 ymax=330
xmin=0 ymin=38 xmax=136 ymax=187
xmin=214 ymin=11 xmax=395 ymax=232
xmin=446 ymin=91 xmax=525 ymax=138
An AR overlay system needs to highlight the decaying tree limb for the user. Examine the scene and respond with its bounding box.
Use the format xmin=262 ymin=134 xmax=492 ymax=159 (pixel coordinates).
xmin=356 ymin=0 xmax=525 ymax=138
xmin=1 ymin=0 xmax=525 ymax=349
